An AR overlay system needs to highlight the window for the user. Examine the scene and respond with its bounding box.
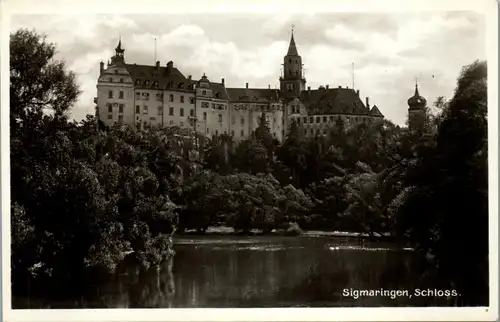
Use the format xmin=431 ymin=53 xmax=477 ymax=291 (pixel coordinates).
xmin=107 ymin=114 xmax=112 ymax=120
xmin=316 ymin=117 xmax=320 ymax=124
xmin=212 ymin=103 xmax=215 ymax=109
xmin=169 ymin=94 xmax=174 ymax=102
xmin=202 ymin=90 xmax=206 ymax=95
xmin=273 ymin=117 xmax=276 ymax=124
xmin=135 ymin=92 xmax=141 ymax=100
xmin=143 ymin=106 xmax=148 ymax=115
xmin=297 ymin=118 xmax=301 ymax=124
xmin=114 ymin=69 xmax=118 ymax=74
xmin=240 ymin=129 xmax=244 ymax=137
xmin=215 ymin=130 xmax=219 ymax=136
xmin=108 ymin=91 xmax=113 ymax=99
xmin=303 ymin=117 xmax=307 ymax=124
xmin=309 ymin=116 xmax=313 ymax=123
xmin=323 ymin=116 xmax=327 ymax=122
xmin=180 ymin=95 xmax=184 ymax=103
xmin=190 ymin=97 xmax=195 ymax=104
xmin=109 ymin=78 xmax=113 ymax=82
xmin=119 ymin=91 xmax=124 ymax=99
xmin=190 ymin=109 xmax=194 ymax=116
xmin=231 ymin=116 xmax=235 ymax=124
xmin=119 ymin=104 xmax=124 ymax=113
xmin=218 ymin=114 xmax=222 ymax=122
xmin=330 ymin=116 xmax=334 ymax=122
xmin=207 ymin=128 xmax=209 ymax=134
xmin=136 ymin=105 xmax=140 ymax=113
xmin=231 ymin=130 xmax=234 ymax=136
xmin=143 ymin=93 xmax=149 ymax=101
xmin=203 ymin=112 xmax=207 ymax=121
xmin=120 ymin=78 xmax=124 ymax=83
xmin=156 ymin=93 xmax=163 ymax=101
xmin=118 ymin=115 xmax=124 ymax=123
xmin=157 ymin=106 xmax=163 ymax=115
xmin=201 ymin=102 xmax=209 ymax=108
xmin=240 ymin=117 xmax=245 ymax=124
xmin=169 ymin=107 xmax=174 ymax=116
xmin=107 ymin=104 xmax=112 ymax=113
xmin=169 ymin=120 xmax=174 ymax=125
xmin=180 ymin=108 xmax=184 ymax=117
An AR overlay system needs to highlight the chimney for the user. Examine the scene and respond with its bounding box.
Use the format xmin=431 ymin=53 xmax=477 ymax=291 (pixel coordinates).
xmin=188 ymin=75 xmax=192 ymax=80
xmin=268 ymin=84 xmax=271 ymax=89
xmin=308 ymin=86 xmax=311 ymax=97
xmin=156 ymin=60 xmax=160 ymax=69
xmin=326 ymin=85 xmax=329 ymax=89
xmin=166 ymin=61 xmax=173 ymax=74
xmin=246 ymin=82 xmax=249 ymax=89
xmin=221 ymin=78 xmax=225 ymax=85
xmin=366 ymin=97 xmax=370 ymax=108
xmin=338 ymin=86 xmax=342 ymax=89
xmin=356 ymin=90 xmax=360 ymax=96
xmin=99 ymin=61 xmax=104 ymax=76
xmin=346 ymin=86 xmax=349 ymax=89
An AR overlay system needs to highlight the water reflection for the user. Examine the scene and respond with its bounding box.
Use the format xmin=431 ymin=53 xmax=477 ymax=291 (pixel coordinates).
xmin=14 ymin=236 xmax=452 ymax=308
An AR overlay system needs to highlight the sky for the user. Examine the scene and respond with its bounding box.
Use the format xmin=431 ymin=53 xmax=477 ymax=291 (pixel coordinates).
xmin=10 ymin=11 xmax=486 ymax=125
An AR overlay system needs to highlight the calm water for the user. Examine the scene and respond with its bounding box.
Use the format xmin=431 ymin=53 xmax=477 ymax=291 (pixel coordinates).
xmin=15 ymin=235 xmax=450 ymax=308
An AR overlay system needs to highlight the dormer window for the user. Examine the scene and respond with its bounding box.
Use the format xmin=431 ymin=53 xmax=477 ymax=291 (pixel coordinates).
xmin=114 ymin=69 xmax=118 ymax=74
xmin=135 ymin=79 xmax=140 ymax=85
xmin=144 ymin=80 xmax=149 ymax=86
xmin=109 ymin=78 xmax=113 ymax=82
xmin=120 ymin=78 xmax=123 ymax=83
xmin=215 ymin=92 xmax=220 ymax=99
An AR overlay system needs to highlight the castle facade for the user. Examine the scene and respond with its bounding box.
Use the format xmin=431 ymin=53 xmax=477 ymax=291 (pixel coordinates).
xmin=95 ymin=32 xmax=385 ymax=141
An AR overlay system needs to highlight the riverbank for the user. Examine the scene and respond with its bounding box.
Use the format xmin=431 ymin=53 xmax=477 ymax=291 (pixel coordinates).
xmin=177 ymin=226 xmax=392 ymax=240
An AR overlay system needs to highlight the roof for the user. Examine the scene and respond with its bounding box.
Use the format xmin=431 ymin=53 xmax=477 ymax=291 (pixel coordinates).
xmin=370 ymin=105 xmax=384 ymax=117
xmin=407 ymin=84 xmax=427 ymax=108
xmin=287 ymin=33 xmax=299 ymax=56
xmin=124 ymin=63 xmax=193 ymax=90
xmin=226 ymin=88 xmax=281 ymax=103
xmin=298 ymin=87 xmax=371 ymax=115
xmin=208 ymin=82 xmax=230 ymax=101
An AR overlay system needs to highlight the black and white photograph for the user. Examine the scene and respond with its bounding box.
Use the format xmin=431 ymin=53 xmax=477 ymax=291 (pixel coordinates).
xmin=2 ymin=0 xmax=498 ymax=321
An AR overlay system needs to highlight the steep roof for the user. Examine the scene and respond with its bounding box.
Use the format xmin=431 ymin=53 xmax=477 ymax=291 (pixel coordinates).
xmin=287 ymin=33 xmax=299 ymax=56
xmin=226 ymin=88 xmax=281 ymax=103
xmin=208 ymin=82 xmax=230 ymax=101
xmin=299 ymin=87 xmax=371 ymax=115
xmin=124 ymin=63 xmax=192 ymax=90
xmin=370 ymin=105 xmax=384 ymax=117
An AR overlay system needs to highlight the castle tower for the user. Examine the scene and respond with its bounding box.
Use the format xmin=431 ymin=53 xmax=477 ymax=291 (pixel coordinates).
xmin=407 ymin=83 xmax=427 ymax=130
xmin=110 ymin=38 xmax=125 ymax=66
xmin=279 ymin=27 xmax=306 ymax=98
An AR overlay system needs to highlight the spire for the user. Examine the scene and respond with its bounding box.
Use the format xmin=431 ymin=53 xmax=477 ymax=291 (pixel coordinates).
xmin=115 ymin=37 xmax=124 ymax=53
xmin=287 ymin=25 xmax=298 ymax=56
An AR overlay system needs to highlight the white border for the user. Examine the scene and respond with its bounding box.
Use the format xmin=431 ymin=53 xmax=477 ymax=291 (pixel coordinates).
xmin=1 ymin=0 xmax=498 ymax=321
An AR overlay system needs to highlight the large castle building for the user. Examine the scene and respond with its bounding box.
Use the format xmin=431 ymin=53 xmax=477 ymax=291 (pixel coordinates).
xmin=95 ymin=32 xmax=385 ymax=141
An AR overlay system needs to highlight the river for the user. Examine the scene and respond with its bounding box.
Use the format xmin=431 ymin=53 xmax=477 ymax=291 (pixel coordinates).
xmin=13 ymin=235 xmax=453 ymax=308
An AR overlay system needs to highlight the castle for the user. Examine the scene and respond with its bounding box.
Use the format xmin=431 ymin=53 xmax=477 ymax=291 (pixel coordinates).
xmin=96 ymin=31 xmax=428 ymax=141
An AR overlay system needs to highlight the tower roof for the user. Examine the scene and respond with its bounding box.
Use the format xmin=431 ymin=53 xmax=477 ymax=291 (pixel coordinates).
xmin=115 ymin=38 xmax=124 ymax=53
xmin=407 ymin=84 xmax=427 ymax=109
xmin=287 ymin=32 xmax=299 ymax=56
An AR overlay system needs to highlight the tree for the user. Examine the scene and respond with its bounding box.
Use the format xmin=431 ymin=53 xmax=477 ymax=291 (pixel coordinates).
xmin=395 ymin=60 xmax=488 ymax=305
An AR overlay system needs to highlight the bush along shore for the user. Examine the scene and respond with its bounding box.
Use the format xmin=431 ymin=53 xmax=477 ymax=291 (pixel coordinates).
xmin=11 ymin=29 xmax=488 ymax=306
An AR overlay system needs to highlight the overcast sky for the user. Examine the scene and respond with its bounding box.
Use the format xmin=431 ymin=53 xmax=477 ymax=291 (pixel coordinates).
xmin=11 ymin=11 xmax=485 ymax=125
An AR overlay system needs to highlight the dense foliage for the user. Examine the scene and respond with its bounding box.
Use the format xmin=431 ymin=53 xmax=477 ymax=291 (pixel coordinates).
xmin=10 ymin=28 xmax=489 ymax=305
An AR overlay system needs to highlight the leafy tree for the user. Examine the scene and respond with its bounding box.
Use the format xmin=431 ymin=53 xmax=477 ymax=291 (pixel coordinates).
xmin=395 ymin=60 xmax=488 ymax=305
